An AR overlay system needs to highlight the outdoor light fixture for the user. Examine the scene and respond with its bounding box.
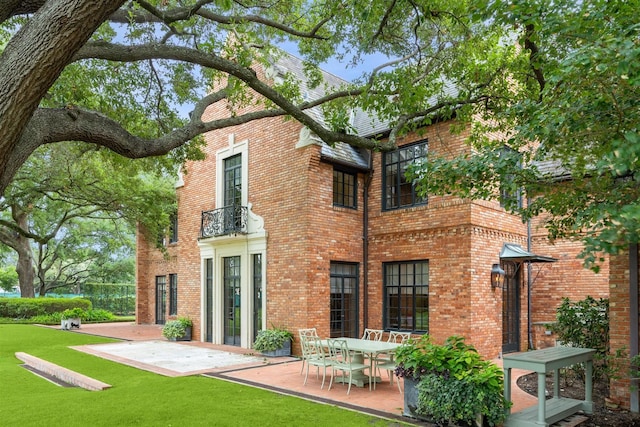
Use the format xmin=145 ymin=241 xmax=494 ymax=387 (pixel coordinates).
xmin=491 ymin=263 xmax=505 ymax=289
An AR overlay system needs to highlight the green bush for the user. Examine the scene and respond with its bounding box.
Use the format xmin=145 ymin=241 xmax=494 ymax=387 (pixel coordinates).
xmin=547 ymin=296 xmax=620 ymax=381
xmin=0 ymin=297 xmax=91 ymax=318
xmin=253 ymin=326 xmax=293 ymax=352
xmin=395 ymin=335 xmax=510 ymax=426
xmin=22 ymin=308 xmax=116 ymax=325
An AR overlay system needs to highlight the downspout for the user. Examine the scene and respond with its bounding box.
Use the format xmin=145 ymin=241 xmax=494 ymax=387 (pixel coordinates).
xmin=362 ymin=150 xmax=373 ymax=332
xmin=527 ymin=198 xmax=533 ymax=350
xmin=630 ymin=243 xmax=639 ymax=412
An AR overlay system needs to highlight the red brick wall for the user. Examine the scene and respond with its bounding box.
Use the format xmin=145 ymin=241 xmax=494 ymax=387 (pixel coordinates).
xmin=609 ymin=246 xmax=639 ymax=409
xmin=136 ymin=71 xmax=610 ymax=361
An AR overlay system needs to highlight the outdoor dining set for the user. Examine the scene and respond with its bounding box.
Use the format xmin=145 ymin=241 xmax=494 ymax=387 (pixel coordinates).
xmin=298 ymin=328 xmax=412 ymax=395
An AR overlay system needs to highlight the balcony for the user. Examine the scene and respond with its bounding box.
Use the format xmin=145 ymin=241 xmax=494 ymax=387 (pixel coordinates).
xmin=200 ymin=205 xmax=248 ymax=238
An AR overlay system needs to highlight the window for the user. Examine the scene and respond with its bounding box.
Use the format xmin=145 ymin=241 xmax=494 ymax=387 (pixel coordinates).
xmin=169 ymin=213 xmax=178 ymax=243
xmin=333 ymin=169 xmax=357 ymax=208
xmin=169 ymin=274 xmax=177 ymax=316
xmin=499 ymin=147 xmax=523 ymax=210
xmin=383 ymin=261 xmax=429 ymax=333
xmin=383 ymin=140 xmax=428 ymax=210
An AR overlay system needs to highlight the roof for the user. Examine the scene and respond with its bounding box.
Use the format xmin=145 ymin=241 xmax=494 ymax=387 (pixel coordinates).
xmin=268 ymin=52 xmax=372 ymax=171
xmin=499 ymin=243 xmax=557 ymax=263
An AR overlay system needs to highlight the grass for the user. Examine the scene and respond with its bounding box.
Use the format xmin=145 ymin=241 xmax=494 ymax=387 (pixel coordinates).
xmin=0 ymin=325 xmax=407 ymax=426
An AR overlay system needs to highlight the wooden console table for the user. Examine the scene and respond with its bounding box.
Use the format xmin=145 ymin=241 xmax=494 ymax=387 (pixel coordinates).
xmin=503 ymin=347 xmax=595 ymax=427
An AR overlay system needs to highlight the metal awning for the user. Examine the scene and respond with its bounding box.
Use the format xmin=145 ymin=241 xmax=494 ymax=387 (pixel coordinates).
xmin=499 ymin=243 xmax=557 ymax=263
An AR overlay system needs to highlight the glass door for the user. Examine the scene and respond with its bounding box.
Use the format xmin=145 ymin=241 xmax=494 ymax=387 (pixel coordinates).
xmin=155 ymin=276 xmax=166 ymax=325
xmin=224 ymin=256 xmax=241 ymax=346
xmin=501 ymin=261 xmax=520 ymax=354
xmin=329 ymin=262 xmax=358 ymax=338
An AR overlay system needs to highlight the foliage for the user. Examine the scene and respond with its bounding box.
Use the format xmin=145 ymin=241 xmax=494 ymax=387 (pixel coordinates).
xmin=0 ymin=141 xmax=175 ymax=298
xmin=161 ymin=317 xmax=193 ymax=340
xmin=395 ymin=335 xmax=509 ymax=426
xmin=406 ymin=0 xmax=640 ymax=269
xmin=253 ymin=326 xmax=294 ymax=352
xmin=547 ymin=296 xmax=621 ymax=381
xmin=0 ymin=265 xmax=18 ymax=292
xmin=0 ymin=1 xmax=523 ymax=199
xmin=61 ymin=307 xmax=87 ymax=320
xmin=0 ymin=297 xmax=91 ymax=319
xmin=79 ymin=283 xmax=136 ymax=316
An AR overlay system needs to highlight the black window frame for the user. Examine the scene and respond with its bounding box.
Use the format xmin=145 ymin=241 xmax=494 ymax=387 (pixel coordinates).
xmin=382 ymin=140 xmax=428 ymax=211
xmin=169 ymin=273 xmax=178 ymax=316
xmin=333 ymin=168 xmax=357 ymax=209
xmin=168 ymin=212 xmax=178 ymax=244
xmin=383 ymin=260 xmax=429 ymax=333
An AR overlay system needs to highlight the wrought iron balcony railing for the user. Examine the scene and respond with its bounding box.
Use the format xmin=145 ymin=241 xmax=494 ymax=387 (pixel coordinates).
xmin=200 ymin=205 xmax=248 ymax=238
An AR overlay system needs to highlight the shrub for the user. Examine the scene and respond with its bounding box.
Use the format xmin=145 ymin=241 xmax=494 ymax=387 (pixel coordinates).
xmin=395 ymin=335 xmax=510 ymax=426
xmin=253 ymin=327 xmax=293 ymax=352
xmin=162 ymin=317 xmax=192 ymax=340
xmin=547 ymin=296 xmax=621 ymax=381
xmin=0 ymin=297 xmax=91 ymax=318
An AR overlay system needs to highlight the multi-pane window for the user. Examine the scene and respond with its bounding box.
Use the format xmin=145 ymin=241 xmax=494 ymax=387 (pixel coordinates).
xmin=224 ymin=154 xmax=242 ymax=208
xmin=499 ymin=147 xmax=523 ymax=210
xmin=383 ymin=140 xmax=428 ymax=210
xmin=169 ymin=274 xmax=177 ymax=316
xmin=169 ymin=213 xmax=178 ymax=244
xmin=333 ymin=169 xmax=357 ymax=209
xmin=383 ymin=261 xmax=429 ymax=333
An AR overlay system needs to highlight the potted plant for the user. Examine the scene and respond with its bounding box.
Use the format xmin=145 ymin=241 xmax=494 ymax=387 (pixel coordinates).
xmin=394 ymin=335 xmax=510 ymax=426
xmin=60 ymin=307 xmax=85 ymax=330
xmin=253 ymin=326 xmax=293 ymax=357
xmin=162 ymin=317 xmax=193 ymax=341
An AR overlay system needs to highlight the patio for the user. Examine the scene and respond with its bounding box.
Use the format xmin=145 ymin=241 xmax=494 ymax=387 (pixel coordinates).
xmin=66 ymin=322 xmax=538 ymax=424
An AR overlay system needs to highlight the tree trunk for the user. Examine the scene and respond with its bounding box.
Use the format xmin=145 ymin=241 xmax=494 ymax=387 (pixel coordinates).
xmin=15 ymin=237 xmax=36 ymax=298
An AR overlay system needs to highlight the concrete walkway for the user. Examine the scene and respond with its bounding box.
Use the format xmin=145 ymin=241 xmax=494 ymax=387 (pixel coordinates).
xmin=65 ymin=322 xmax=538 ymax=424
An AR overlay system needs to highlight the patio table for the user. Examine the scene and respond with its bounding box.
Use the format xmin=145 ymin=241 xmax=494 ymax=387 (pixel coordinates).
xmin=322 ymin=338 xmax=401 ymax=388
xmin=503 ymin=346 xmax=595 ymax=427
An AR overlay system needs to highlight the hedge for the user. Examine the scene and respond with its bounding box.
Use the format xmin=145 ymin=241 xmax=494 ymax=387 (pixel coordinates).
xmin=0 ymin=297 xmax=92 ymax=319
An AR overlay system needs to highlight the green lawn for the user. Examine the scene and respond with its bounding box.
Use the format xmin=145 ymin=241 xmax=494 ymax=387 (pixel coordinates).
xmin=0 ymin=325 xmax=406 ymax=426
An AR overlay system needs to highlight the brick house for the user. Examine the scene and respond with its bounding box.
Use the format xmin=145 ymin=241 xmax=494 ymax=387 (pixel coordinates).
xmin=135 ymin=52 xmax=609 ymax=361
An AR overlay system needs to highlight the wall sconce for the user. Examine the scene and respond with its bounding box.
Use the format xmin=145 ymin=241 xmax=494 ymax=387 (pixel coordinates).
xmin=491 ymin=263 xmax=505 ymax=289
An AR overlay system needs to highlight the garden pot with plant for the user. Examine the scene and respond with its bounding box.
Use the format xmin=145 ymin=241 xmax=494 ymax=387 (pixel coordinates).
xmin=60 ymin=307 xmax=85 ymax=330
xmin=252 ymin=327 xmax=293 ymax=357
xmin=394 ymin=335 xmax=511 ymax=427
xmin=162 ymin=317 xmax=193 ymax=341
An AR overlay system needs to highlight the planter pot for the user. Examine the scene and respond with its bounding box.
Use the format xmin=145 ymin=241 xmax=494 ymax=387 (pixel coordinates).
xmin=403 ymin=377 xmax=427 ymax=420
xmin=61 ymin=318 xmax=81 ymax=330
xmin=403 ymin=377 xmax=484 ymax=426
xmin=260 ymin=340 xmax=291 ymax=357
xmin=169 ymin=326 xmax=192 ymax=341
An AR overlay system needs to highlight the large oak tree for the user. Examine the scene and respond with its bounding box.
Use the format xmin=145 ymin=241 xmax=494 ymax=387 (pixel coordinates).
xmin=0 ymin=0 xmax=514 ymax=193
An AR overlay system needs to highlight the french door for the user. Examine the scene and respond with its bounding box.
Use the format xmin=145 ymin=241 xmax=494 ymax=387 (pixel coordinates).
xmin=224 ymin=256 xmax=241 ymax=346
xmin=501 ymin=261 xmax=520 ymax=354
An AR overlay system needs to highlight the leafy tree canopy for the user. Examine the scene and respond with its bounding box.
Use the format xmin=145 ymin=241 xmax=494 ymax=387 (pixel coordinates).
xmin=0 ymin=0 xmax=516 ymax=191
xmin=0 ymin=141 xmax=175 ymax=296
xmin=408 ymin=0 xmax=640 ymax=268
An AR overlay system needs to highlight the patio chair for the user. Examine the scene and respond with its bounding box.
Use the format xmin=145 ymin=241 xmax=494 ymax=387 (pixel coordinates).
xmin=303 ymin=337 xmax=334 ymax=389
xmin=327 ymin=338 xmax=371 ymax=394
xmin=373 ymin=331 xmax=411 ymax=392
xmin=298 ymin=328 xmax=319 ymax=374
xmin=361 ymin=328 xmax=383 ymax=341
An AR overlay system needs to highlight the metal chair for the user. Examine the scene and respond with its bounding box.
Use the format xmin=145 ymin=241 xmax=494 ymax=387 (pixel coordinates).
xmin=303 ymin=336 xmax=334 ymax=389
xmin=374 ymin=331 xmax=411 ymax=392
xmin=327 ymin=338 xmax=371 ymax=394
xmin=298 ymin=328 xmax=319 ymax=374
xmin=361 ymin=328 xmax=383 ymax=341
